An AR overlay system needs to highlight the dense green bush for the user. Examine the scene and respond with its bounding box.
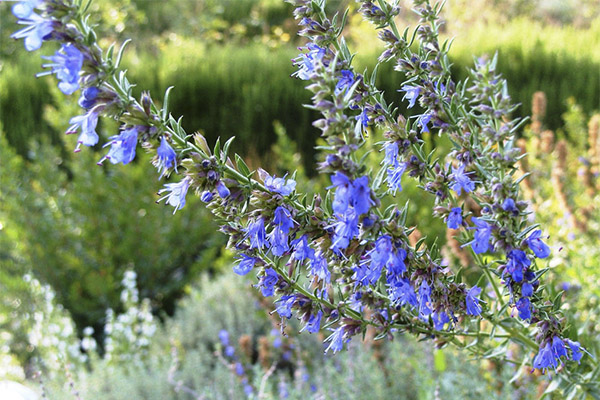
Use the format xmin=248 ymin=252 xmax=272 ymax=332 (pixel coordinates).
xmin=0 ymin=131 xmax=226 ymax=334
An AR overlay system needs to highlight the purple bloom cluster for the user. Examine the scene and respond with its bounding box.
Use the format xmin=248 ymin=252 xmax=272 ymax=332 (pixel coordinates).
xmin=533 ymin=336 xmax=584 ymax=373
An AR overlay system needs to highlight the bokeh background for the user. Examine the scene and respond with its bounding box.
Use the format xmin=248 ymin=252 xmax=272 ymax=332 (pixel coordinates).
xmin=1 ymin=1 xmax=599 ymax=398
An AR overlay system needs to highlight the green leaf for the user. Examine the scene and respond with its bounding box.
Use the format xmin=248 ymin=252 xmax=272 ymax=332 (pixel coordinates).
xmin=235 ymin=154 xmax=251 ymax=177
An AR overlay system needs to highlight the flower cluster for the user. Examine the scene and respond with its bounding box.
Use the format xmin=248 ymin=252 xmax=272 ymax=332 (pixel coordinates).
xmin=6 ymin=0 xmax=589 ymax=382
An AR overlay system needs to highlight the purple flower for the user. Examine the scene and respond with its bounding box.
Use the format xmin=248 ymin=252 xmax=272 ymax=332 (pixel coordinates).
xmin=329 ymin=171 xmax=352 ymax=215
xmin=515 ymin=297 xmax=531 ymax=320
xmin=256 ymin=268 xmax=278 ymax=297
xmin=155 ymin=137 xmax=177 ymax=178
xmin=275 ymin=295 xmax=296 ymax=319
xmin=384 ymin=141 xmax=399 ymax=167
xmin=330 ymin=210 xmax=359 ymax=253
xmin=200 ymin=191 xmax=213 ymax=203
xmin=388 ymin=278 xmax=418 ymax=308
xmin=469 ymin=217 xmax=492 ymax=254
xmin=400 ymin=85 xmax=421 ymax=108
xmin=356 ymin=108 xmax=369 ymax=127
xmin=216 ymin=181 xmax=230 ymax=198
xmin=506 ymin=250 xmax=531 ymax=283
xmin=527 ymin=230 xmax=551 ymax=259
xmin=264 ymin=173 xmax=296 ymax=196
xmin=502 ymin=198 xmax=517 ymax=213
xmin=41 ymin=43 xmax=83 ymax=95
xmin=99 ymin=126 xmax=140 ymax=165
xmin=269 ymin=228 xmax=290 ymax=257
xmin=291 ymin=235 xmax=314 ymax=261
xmin=335 ymin=70 xmax=356 ymax=95
xmin=78 ymin=86 xmax=100 ymax=109
xmin=218 ymin=329 xmax=229 ymax=345
xmin=309 ymin=252 xmax=330 ymax=283
xmin=432 ymin=311 xmax=450 ymax=330
xmin=352 ymin=176 xmax=374 ymax=215
xmin=565 ymin=339 xmax=583 ymax=363
xmin=225 ymin=345 xmax=235 ymax=357
xmin=447 ymin=207 xmax=462 ymax=229
xmin=273 ymin=206 xmax=295 ymax=233
xmin=465 ymin=286 xmax=482 ymax=316
xmin=451 ymin=164 xmax=475 ymax=195
xmin=157 ymin=177 xmax=191 ymax=214
xmin=302 ymin=310 xmax=323 ymax=334
xmin=533 ymin=342 xmax=557 ymax=372
xmin=324 ymin=326 xmax=346 ymax=354
xmin=418 ymin=281 xmax=433 ymax=319
xmin=10 ymin=2 xmax=54 ymax=51
xmin=247 ymin=218 xmax=266 ymax=250
xmin=551 ymin=336 xmax=568 ymax=360
xmin=233 ymin=254 xmax=256 ymax=276
xmin=235 ymin=362 xmax=244 ymax=376
xmin=293 ymin=43 xmax=326 ymax=80
xmin=522 ymin=282 xmax=533 ymax=297
xmin=417 ymin=113 xmax=432 ymax=133
xmin=67 ymin=110 xmax=99 ymax=152
xmin=386 ymin=163 xmax=407 ymax=194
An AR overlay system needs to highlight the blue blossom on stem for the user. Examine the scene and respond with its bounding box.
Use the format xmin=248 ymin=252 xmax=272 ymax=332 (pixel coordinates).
xmin=330 ymin=209 xmax=359 ymax=253
xmin=291 ymin=235 xmax=314 ymax=261
xmin=552 ymin=336 xmax=568 ymax=360
xmin=522 ymin=282 xmax=533 ymax=297
xmin=469 ymin=217 xmax=492 ymax=254
xmin=157 ymin=177 xmax=191 ymax=214
xmin=292 ymin=43 xmax=326 ymax=80
xmin=447 ymin=207 xmax=462 ymax=229
xmin=502 ymin=198 xmax=517 ymax=213
xmin=98 ymin=126 xmax=140 ymax=165
xmin=334 ymin=69 xmax=355 ymax=95
xmin=400 ymin=85 xmax=421 ymax=108
xmin=352 ymin=176 xmax=374 ymax=215
xmin=417 ymin=113 xmax=432 ymax=133
xmin=256 ymin=268 xmax=278 ymax=297
xmin=432 ymin=311 xmax=450 ymax=330
xmin=309 ymin=252 xmax=330 ymax=283
xmin=10 ymin=2 xmax=54 ymax=51
xmin=247 ymin=218 xmax=266 ymax=250
xmin=515 ymin=297 xmax=531 ymax=321
xmin=41 ymin=43 xmax=83 ymax=95
xmin=324 ymin=326 xmax=346 ymax=354
xmin=566 ymin=339 xmax=583 ymax=363
xmin=233 ymin=254 xmax=256 ymax=276
xmin=78 ymin=87 xmax=100 ymax=109
xmin=388 ymin=278 xmax=418 ymax=307
xmin=218 ymin=329 xmax=229 ymax=346
xmin=269 ymin=228 xmax=290 ymax=257
xmin=418 ymin=281 xmax=433 ymax=319
xmin=66 ymin=110 xmax=99 ymax=152
xmin=386 ymin=163 xmax=407 ymax=194
xmin=506 ymin=249 xmax=531 ymax=283
xmin=527 ymin=230 xmax=551 ymax=259
xmin=384 ymin=141 xmax=399 ymax=167
xmin=302 ymin=310 xmax=323 ymax=334
xmin=356 ymin=108 xmax=369 ymax=127
xmin=275 ymin=295 xmax=296 ymax=319
xmin=264 ymin=173 xmax=297 ymax=196
xmin=155 ymin=137 xmax=177 ymax=178
xmin=273 ymin=206 xmax=295 ymax=234
xmin=200 ymin=191 xmax=213 ymax=203
xmin=533 ymin=342 xmax=557 ymax=373
xmin=451 ymin=164 xmax=475 ymax=195
xmin=465 ymin=286 xmax=482 ymax=316
xmin=216 ymin=181 xmax=230 ymax=198
xmin=330 ymin=171 xmax=352 ymax=215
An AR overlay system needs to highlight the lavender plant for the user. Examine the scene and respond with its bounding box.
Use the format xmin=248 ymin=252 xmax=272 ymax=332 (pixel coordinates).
xmin=3 ymin=0 xmax=598 ymax=397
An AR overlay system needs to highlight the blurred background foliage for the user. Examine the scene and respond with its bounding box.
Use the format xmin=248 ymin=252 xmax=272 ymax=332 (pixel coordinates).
xmin=0 ymin=0 xmax=599 ymax=395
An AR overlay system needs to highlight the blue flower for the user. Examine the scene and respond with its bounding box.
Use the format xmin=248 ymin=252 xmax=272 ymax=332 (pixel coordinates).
xmin=275 ymin=295 xmax=296 ymax=319
xmin=157 ymin=177 xmax=191 ymax=214
xmin=309 ymin=252 xmax=331 ymax=283
xmin=506 ymin=250 xmax=531 ymax=282
xmin=469 ymin=217 xmax=492 ymax=254
xmin=330 ymin=210 xmax=359 ymax=253
xmin=256 ymin=268 xmax=278 ymax=297
xmin=225 ymin=345 xmax=235 ymax=357
xmin=417 ymin=113 xmax=432 ymax=133
xmin=235 ymin=362 xmax=244 ymax=376
xmin=269 ymin=228 xmax=290 ymax=257
xmin=216 ymin=181 xmax=230 ymax=198
xmin=515 ymin=297 xmax=531 ymax=320
xmin=99 ymin=126 xmax=140 ymax=165
xmin=273 ymin=206 xmax=295 ymax=234
xmin=218 ymin=329 xmax=229 ymax=345
xmin=451 ymin=164 xmax=475 ymax=195
xmin=384 ymin=141 xmax=399 ymax=167
xmin=502 ymin=198 xmax=517 ymax=213
xmin=400 ymin=85 xmax=421 ymax=108
xmin=247 ymin=218 xmax=266 ymax=250
xmin=67 ymin=110 xmax=99 ymax=152
xmin=447 ymin=207 xmax=462 ymax=229
xmin=386 ymin=248 xmax=407 ymax=281
xmin=291 ymin=235 xmax=314 ymax=261
xmin=565 ymin=339 xmax=583 ymax=363
xmin=352 ymin=176 xmax=374 ymax=215
xmin=522 ymin=282 xmax=533 ymax=297
xmin=264 ymin=173 xmax=296 ymax=196
xmin=302 ymin=310 xmax=323 ymax=334
xmin=527 ymin=230 xmax=551 ymax=259
xmin=324 ymin=326 xmax=346 ymax=354
xmin=465 ymin=286 xmax=482 ymax=316
xmin=432 ymin=311 xmax=450 ymax=330
xmin=10 ymin=2 xmax=54 ymax=51
xmin=155 ymin=137 xmax=177 ymax=178
xmin=78 ymin=87 xmax=100 ymax=109
xmin=386 ymin=163 xmax=407 ymax=194
xmin=533 ymin=342 xmax=557 ymax=373
xmin=551 ymin=336 xmax=568 ymax=360
xmin=233 ymin=254 xmax=256 ymax=276
xmin=335 ymin=70 xmax=356 ymax=95
xmin=41 ymin=43 xmax=83 ymax=95
xmin=200 ymin=191 xmax=213 ymax=203
xmin=418 ymin=281 xmax=433 ymax=319
xmin=293 ymin=43 xmax=326 ymax=80
xmin=356 ymin=108 xmax=370 ymax=128
xmin=388 ymin=278 xmax=418 ymax=308
xmin=329 ymin=171 xmax=352 ymax=215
